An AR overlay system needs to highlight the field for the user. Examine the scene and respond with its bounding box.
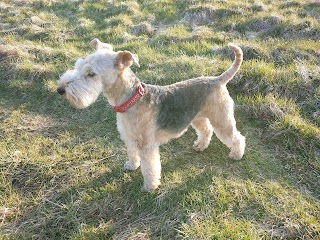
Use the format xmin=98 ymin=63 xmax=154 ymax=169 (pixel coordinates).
xmin=0 ymin=0 xmax=319 ymax=239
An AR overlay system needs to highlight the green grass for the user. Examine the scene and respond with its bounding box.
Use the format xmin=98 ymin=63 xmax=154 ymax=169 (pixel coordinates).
xmin=1 ymin=0 xmax=319 ymax=239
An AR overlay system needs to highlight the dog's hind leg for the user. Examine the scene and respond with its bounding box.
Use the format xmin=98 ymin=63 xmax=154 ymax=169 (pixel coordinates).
xmin=208 ymin=96 xmax=245 ymax=160
xmin=191 ymin=117 xmax=213 ymax=152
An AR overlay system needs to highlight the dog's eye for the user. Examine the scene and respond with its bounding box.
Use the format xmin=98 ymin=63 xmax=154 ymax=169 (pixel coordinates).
xmin=87 ymin=71 xmax=96 ymax=77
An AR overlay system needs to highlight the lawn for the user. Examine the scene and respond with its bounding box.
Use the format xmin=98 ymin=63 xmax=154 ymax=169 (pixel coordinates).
xmin=0 ymin=0 xmax=319 ymax=239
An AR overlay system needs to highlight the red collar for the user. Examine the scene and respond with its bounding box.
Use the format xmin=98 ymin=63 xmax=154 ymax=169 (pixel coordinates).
xmin=112 ymin=84 xmax=145 ymax=113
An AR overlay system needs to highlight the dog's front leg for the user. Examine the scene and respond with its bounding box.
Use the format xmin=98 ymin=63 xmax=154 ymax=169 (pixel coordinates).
xmin=123 ymin=141 xmax=141 ymax=171
xmin=139 ymin=144 xmax=161 ymax=192
xmin=117 ymin=115 xmax=141 ymax=170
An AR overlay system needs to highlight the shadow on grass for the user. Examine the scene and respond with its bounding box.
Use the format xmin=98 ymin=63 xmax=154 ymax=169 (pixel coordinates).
xmin=5 ymin=113 xmax=319 ymax=239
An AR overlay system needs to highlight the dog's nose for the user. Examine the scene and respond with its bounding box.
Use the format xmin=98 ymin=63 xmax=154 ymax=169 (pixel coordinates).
xmin=57 ymin=87 xmax=66 ymax=95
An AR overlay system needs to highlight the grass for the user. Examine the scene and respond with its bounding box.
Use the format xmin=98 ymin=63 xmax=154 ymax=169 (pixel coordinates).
xmin=0 ymin=0 xmax=319 ymax=239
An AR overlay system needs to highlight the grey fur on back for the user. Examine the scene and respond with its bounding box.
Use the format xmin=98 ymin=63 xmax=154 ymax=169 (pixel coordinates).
xmin=143 ymin=79 xmax=216 ymax=132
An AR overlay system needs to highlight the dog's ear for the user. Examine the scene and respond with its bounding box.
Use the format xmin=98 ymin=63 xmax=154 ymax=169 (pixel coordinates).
xmin=90 ymin=38 xmax=113 ymax=51
xmin=115 ymin=51 xmax=139 ymax=71
xmin=131 ymin=54 xmax=140 ymax=68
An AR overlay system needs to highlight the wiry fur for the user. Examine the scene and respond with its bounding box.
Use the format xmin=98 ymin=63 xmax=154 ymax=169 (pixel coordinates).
xmin=57 ymin=39 xmax=246 ymax=192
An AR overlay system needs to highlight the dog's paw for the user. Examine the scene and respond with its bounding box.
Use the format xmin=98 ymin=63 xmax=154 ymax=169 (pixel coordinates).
xmin=141 ymin=181 xmax=160 ymax=192
xmin=193 ymin=141 xmax=209 ymax=152
xmin=124 ymin=161 xmax=140 ymax=171
xmin=229 ymin=151 xmax=243 ymax=160
xmin=229 ymin=135 xmax=245 ymax=160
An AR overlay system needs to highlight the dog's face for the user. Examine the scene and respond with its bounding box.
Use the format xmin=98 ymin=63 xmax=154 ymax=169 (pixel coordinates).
xmin=57 ymin=38 xmax=139 ymax=109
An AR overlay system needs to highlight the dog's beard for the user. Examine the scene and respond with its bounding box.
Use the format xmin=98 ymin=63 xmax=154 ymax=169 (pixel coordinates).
xmin=64 ymin=79 xmax=102 ymax=109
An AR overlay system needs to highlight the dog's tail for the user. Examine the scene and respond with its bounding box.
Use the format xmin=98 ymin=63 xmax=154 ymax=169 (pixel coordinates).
xmin=217 ymin=43 xmax=243 ymax=85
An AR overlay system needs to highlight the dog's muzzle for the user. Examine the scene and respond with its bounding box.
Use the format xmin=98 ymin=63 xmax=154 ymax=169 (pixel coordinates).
xmin=57 ymin=87 xmax=66 ymax=95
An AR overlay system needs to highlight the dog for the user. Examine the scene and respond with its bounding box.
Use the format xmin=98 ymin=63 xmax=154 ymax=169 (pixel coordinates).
xmin=57 ymin=38 xmax=245 ymax=191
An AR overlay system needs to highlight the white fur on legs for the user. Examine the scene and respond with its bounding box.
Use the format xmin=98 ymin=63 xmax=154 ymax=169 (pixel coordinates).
xmin=139 ymin=144 xmax=161 ymax=192
xmin=228 ymin=132 xmax=246 ymax=160
xmin=207 ymin=92 xmax=245 ymax=160
xmin=124 ymin=160 xmax=140 ymax=170
xmin=209 ymin=100 xmax=245 ymax=160
xmin=123 ymin=142 xmax=141 ymax=170
xmin=211 ymin=121 xmax=246 ymax=160
xmin=191 ymin=117 xmax=213 ymax=152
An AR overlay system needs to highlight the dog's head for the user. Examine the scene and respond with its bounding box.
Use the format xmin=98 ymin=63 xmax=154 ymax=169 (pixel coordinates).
xmin=57 ymin=38 xmax=139 ymax=109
